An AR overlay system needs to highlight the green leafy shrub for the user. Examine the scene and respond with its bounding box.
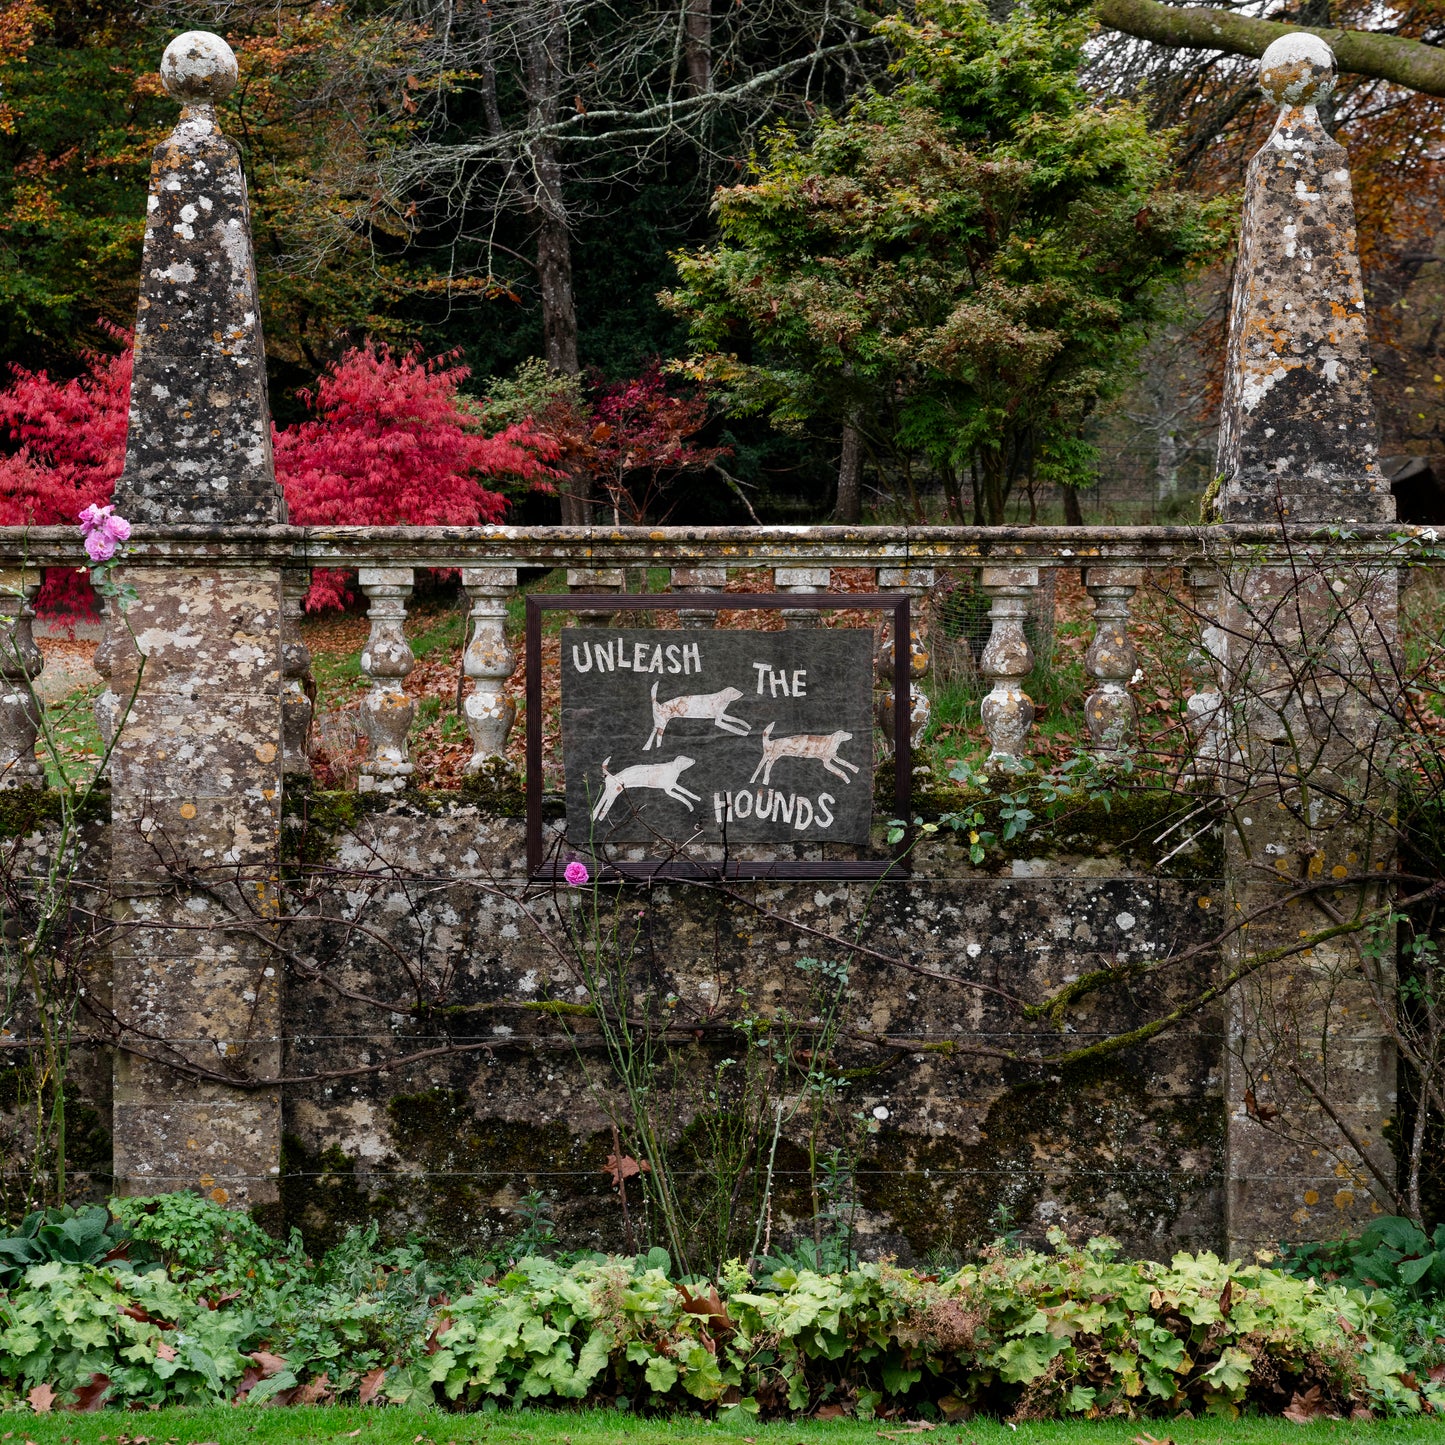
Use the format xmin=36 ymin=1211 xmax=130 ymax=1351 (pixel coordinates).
xmin=0 ymin=1206 xmax=132 ymax=1288
xmin=1283 ymin=1216 xmax=1445 ymax=1299
xmin=2 ymin=1216 xmax=1442 ymax=1419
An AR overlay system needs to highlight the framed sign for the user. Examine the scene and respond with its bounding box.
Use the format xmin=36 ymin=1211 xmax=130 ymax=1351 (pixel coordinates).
xmin=525 ymin=592 xmax=912 ymax=879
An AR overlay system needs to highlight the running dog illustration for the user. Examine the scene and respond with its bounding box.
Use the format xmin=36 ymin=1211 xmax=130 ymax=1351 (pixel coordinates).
xmin=643 ymin=683 xmax=750 ymax=749
xmin=748 ymin=725 xmax=859 ymax=786
xmin=591 ymin=754 xmax=702 ymax=822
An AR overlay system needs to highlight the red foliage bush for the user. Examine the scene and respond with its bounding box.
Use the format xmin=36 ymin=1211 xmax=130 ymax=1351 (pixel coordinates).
xmin=273 ymin=344 xmax=557 ymax=608
xmin=0 ymin=335 xmax=131 ymax=617
xmin=589 ymin=362 xmax=725 ymax=523
xmin=0 ymin=339 xmax=560 ymax=613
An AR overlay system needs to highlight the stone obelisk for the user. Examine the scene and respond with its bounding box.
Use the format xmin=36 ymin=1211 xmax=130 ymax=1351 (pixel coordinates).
xmin=107 ymin=33 xmax=287 ymax=1210
xmin=1214 ymin=34 xmax=1398 ymax=1257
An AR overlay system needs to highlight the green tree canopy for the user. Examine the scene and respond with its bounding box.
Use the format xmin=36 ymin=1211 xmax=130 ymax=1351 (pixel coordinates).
xmin=664 ymin=0 xmax=1231 ymax=523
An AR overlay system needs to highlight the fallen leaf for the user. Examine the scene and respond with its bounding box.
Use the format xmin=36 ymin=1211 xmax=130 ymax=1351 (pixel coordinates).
xmin=938 ymin=1396 xmax=971 ymax=1422
xmin=250 ymin=1351 xmax=287 ymax=1378
xmin=345 ymin=1433 xmax=362 ymax=1439
xmin=72 ymin=1374 xmax=112 ymax=1412
xmin=1351 ymin=1406 xmax=1375 ymax=1422
xmin=602 ymin=1153 xmax=650 ymax=1186
xmin=815 ymin=1405 xmax=847 ymax=1420
xmin=1133 ymin=1436 xmax=1173 ymax=1445
xmin=677 ymin=1283 xmax=735 ymax=1334
xmin=1219 ymin=1279 xmax=1233 ymax=1318
xmin=359 ymin=1367 xmax=386 ymax=1405
xmin=26 ymin=1385 xmax=54 ymax=1415
xmin=293 ymin=1373 xmax=332 ymax=1405
xmin=1244 ymin=1088 xmax=1278 ymax=1123
xmin=154 ymin=1343 xmax=177 ymax=1362
xmin=1283 ymin=1386 xmax=1326 ymax=1424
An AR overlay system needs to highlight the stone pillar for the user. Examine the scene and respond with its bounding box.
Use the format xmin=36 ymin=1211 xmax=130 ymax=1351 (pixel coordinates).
xmin=1082 ymin=567 xmax=1141 ymax=760
xmin=357 ymin=568 xmax=416 ymax=794
xmin=876 ymin=566 xmax=934 ymax=751
xmin=1214 ymin=36 xmax=1398 ymax=1256
xmin=567 ymin=567 xmax=624 ymax=626
xmin=109 ymin=33 xmax=287 ymax=1209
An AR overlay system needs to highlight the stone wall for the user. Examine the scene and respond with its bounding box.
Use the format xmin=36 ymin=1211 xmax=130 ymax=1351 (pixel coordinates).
xmin=271 ymin=789 xmax=1226 ymax=1260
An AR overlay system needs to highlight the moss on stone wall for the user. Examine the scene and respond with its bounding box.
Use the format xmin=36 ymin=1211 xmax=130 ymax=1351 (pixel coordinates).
xmin=873 ymin=760 xmax=1223 ymax=877
xmin=861 ymin=1057 xmax=1224 ymax=1260
xmin=284 ymin=1088 xmax=621 ymax=1256
xmin=459 ymin=758 xmax=527 ymax=818
xmin=0 ymin=787 xmax=109 ymax=838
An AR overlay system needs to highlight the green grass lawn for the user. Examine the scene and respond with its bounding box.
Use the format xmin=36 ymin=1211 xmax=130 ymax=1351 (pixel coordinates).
xmin=6 ymin=1407 xmax=1443 ymax=1445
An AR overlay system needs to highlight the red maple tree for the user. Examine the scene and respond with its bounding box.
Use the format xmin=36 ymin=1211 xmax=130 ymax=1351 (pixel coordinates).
xmin=0 ymin=338 xmax=559 ymax=612
xmin=273 ymin=344 xmax=557 ymax=607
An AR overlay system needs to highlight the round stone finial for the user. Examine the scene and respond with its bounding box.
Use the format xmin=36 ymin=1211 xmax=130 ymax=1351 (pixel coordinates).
xmin=1258 ymin=32 xmax=1335 ymax=108
xmin=160 ymin=31 xmax=238 ymax=104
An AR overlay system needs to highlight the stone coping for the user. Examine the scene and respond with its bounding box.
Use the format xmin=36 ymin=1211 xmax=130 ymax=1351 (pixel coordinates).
xmin=0 ymin=521 xmax=1435 ymax=570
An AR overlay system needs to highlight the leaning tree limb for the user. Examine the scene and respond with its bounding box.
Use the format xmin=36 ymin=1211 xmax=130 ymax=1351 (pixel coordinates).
xmin=1095 ymin=0 xmax=1445 ymax=97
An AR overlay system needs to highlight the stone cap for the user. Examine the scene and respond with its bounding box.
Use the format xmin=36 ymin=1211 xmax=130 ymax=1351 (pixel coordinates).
xmin=161 ymin=32 xmax=237 ymax=104
xmin=1258 ymin=33 xmax=1335 ymax=109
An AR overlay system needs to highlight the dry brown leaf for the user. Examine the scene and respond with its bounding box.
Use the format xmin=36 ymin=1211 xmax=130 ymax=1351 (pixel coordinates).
xmin=602 ymin=1152 xmax=650 ymax=1186
xmin=26 ymin=1384 xmax=54 ymax=1414
xmin=154 ymin=1342 xmax=177 ymax=1362
xmin=359 ymin=1367 xmax=386 ymax=1405
xmin=71 ymin=1373 xmax=111 ymax=1412
xmin=1283 ymin=1386 xmax=1327 ymax=1424
xmin=250 ymin=1350 xmax=287 ymax=1377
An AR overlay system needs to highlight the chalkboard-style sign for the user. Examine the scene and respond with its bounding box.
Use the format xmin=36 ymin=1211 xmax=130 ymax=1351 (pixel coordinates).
xmin=562 ymin=627 xmax=875 ymax=847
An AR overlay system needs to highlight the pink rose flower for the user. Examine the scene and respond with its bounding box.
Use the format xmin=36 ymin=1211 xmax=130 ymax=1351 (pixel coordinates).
xmin=84 ymin=531 xmax=118 ymax=563
xmin=78 ymin=503 xmax=113 ymax=535
xmin=564 ymin=860 xmax=590 ymax=887
xmin=79 ymin=504 xmax=131 ymax=564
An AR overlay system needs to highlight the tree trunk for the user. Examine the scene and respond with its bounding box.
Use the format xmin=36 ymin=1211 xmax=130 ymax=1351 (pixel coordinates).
xmin=835 ymin=421 xmax=862 ymax=522
xmin=535 ymin=206 xmax=579 ymax=376
xmin=1062 ymin=484 xmax=1084 ymax=526
xmin=1155 ymin=426 xmax=1178 ymax=502
xmin=684 ymin=0 xmax=712 ymax=95
xmin=524 ymin=0 xmax=585 ymax=520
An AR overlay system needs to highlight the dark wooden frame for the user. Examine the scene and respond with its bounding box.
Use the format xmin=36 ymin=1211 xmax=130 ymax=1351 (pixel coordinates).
xmin=525 ymin=592 xmax=912 ymax=880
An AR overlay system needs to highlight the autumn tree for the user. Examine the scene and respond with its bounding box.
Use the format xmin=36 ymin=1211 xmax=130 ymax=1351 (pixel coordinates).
xmin=665 ymin=0 xmax=1230 ymax=524
xmin=382 ymin=0 xmax=888 ymax=391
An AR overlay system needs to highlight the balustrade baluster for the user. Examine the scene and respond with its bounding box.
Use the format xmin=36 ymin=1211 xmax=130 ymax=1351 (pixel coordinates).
xmin=568 ymin=567 xmax=624 ymax=626
xmin=774 ymin=566 xmax=829 ymax=628
xmin=979 ymin=567 xmax=1038 ymax=768
xmin=92 ymin=592 xmax=124 ymax=761
xmin=1083 ymin=566 xmax=1142 ymax=759
xmin=281 ymin=569 xmax=314 ymax=778
xmin=462 ymin=566 xmax=519 ymax=773
xmin=669 ymin=565 xmax=726 ymax=629
xmin=877 ymin=566 xmax=934 ymax=751
xmin=0 ymin=570 xmax=42 ymax=788
xmin=358 ymin=567 xmax=415 ymax=793
xmin=1184 ymin=563 xmax=1226 ymax=779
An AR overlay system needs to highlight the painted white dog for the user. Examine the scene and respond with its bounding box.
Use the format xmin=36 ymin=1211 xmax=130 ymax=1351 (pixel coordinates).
xmin=748 ymin=725 xmax=858 ymax=786
xmin=591 ymin=755 xmax=702 ymax=822
xmin=643 ymin=683 xmax=750 ymax=750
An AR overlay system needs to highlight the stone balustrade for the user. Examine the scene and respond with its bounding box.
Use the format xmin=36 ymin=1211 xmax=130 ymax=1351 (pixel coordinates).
xmin=0 ymin=521 xmax=1432 ymax=792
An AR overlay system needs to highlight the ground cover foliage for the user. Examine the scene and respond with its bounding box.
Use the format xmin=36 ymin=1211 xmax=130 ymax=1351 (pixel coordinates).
xmin=1 ymin=1197 xmax=1444 ymax=1421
